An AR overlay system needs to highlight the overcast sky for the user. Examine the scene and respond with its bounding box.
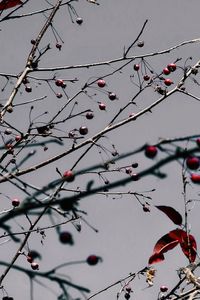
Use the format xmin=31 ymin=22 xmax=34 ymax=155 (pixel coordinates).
xmin=1 ymin=1 xmax=200 ymax=300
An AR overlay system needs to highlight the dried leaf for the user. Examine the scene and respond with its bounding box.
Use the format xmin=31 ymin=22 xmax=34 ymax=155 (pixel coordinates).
xmin=155 ymin=205 xmax=182 ymax=225
xmin=0 ymin=0 xmax=22 ymax=10
xmin=146 ymin=268 xmax=156 ymax=286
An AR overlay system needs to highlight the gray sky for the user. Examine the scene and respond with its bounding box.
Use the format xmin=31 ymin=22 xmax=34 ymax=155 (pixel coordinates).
xmin=1 ymin=1 xmax=200 ymax=300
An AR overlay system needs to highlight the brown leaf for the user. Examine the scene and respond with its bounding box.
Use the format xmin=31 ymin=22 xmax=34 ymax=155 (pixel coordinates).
xmin=155 ymin=205 xmax=182 ymax=225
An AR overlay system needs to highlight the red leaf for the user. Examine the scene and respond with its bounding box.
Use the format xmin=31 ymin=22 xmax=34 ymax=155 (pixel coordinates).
xmin=148 ymin=230 xmax=180 ymax=265
xmin=152 ymin=231 xmax=179 ymax=254
xmin=155 ymin=205 xmax=182 ymax=225
xmin=148 ymin=252 xmax=164 ymax=265
xmin=168 ymin=229 xmax=197 ymax=263
xmin=0 ymin=0 xmax=22 ymax=10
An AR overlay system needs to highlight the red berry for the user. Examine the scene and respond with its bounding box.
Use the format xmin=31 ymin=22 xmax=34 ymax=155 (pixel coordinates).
xmin=12 ymin=198 xmax=20 ymax=207
xmin=108 ymin=92 xmax=116 ymax=101
xmin=124 ymin=293 xmax=131 ymax=300
xmin=28 ymin=250 xmax=41 ymax=260
xmin=86 ymin=112 xmax=94 ymax=119
xmin=59 ymin=231 xmax=74 ymax=245
xmin=31 ymin=39 xmax=36 ymax=45
xmin=143 ymin=205 xmax=150 ymax=212
xmin=56 ymin=43 xmax=62 ymax=50
xmin=145 ymin=145 xmax=158 ymax=158
xmin=137 ymin=41 xmax=144 ymax=47
xmin=196 ymin=138 xmax=200 ymax=147
xmin=86 ymin=255 xmax=100 ymax=265
xmin=55 ymin=79 xmax=64 ymax=87
xmin=63 ymin=170 xmax=75 ymax=182
xmin=132 ymin=163 xmax=138 ymax=168
xmin=126 ymin=287 xmax=132 ymax=293
xmin=164 ymin=78 xmax=173 ymax=86
xmin=131 ymin=173 xmax=139 ymax=181
xmin=191 ymin=173 xmax=200 ymax=183
xmin=167 ymin=63 xmax=176 ymax=72
xmin=4 ymin=128 xmax=12 ymax=135
xmin=61 ymin=82 xmax=66 ymax=89
xmin=76 ymin=17 xmax=83 ymax=25
xmin=143 ymin=74 xmax=150 ymax=81
xmin=97 ymin=79 xmax=106 ymax=88
xmin=79 ymin=126 xmax=88 ymax=135
xmin=186 ymin=157 xmax=200 ymax=170
xmin=56 ymin=93 xmax=63 ymax=99
xmin=160 ymin=285 xmax=168 ymax=292
xmin=99 ymin=103 xmax=106 ymax=110
xmin=27 ymin=256 xmax=34 ymax=263
xmin=31 ymin=262 xmax=39 ymax=270
xmin=25 ymin=86 xmax=32 ymax=93
xmin=163 ymin=68 xmax=170 ymax=75
xmin=15 ymin=135 xmax=21 ymax=142
xmin=22 ymin=77 xmax=29 ymax=84
xmin=133 ymin=64 xmax=140 ymax=71
xmin=125 ymin=167 xmax=132 ymax=174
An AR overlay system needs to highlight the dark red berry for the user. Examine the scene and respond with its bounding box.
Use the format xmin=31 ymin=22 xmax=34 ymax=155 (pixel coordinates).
xmin=163 ymin=68 xmax=170 ymax=75
xmin=56 ymin=93 xmax=63 ymax=99
xmin=186 ymin=156 xmax=200 ymax=170
xmin=133 ymin=64 xmax=140 ymax=71
xmin=56 ymin=43 xmax=62 ymax=50
xmin=131 ymin=173 xmax=139 ymax=181
xmin=27 ymin=256 xmax=34 ymax=263
xmin=76 ymin=17 xmax=83 ymax=25
xmin=167 ymin=63 xmax=176 ymax=72
xmin=12 ymin=198 xmax=20 ymax=207
xmin=137 ymin=41 xmax=144 ymax=47
xmin=31 ymin=262 xmax=39 ymax=270
xmin=145 ymin=145 xmax=158 ymax=158
xmin=108 ymin=92 xmax=116 ymax=101
xmin=79 ymin=126 xmax=88 ymax=135
xmin=63 ymin=170 xmax=75 ymax=182
xmin=125 ymin=167 xmax=132 ymax=174
xmin=22 ymin=77 xmax=29 ymax=84
xmin=196 ymin=138 xmax=200 ymax=147
xmin=4 ymin=128 xmax=12 ymax=135
xmin=126 ymin=287 xmax=132 ymax=293
xmin=28 ymin=250 xmax=41 ymax=260
xmin=124 ymin=293 xmax=131 ymax=300
xmin=160 ymin=285 xmax=168 ymax=292
xmin=86 ymin=112 xmax=94 ymax=119
xmin=143 ymin=74 xmax=150 ymax=81
xmin=31 ymin=39 xmax=36 ymax=45
xmin=25 ymin=86 xmax=32 ymax=93
xmin=164 ymin=78 xmax=173 ymax=86
xmin=15 ymin=135 xmax=21 ymax=142
xmin=191 ymin=173 xmax=200 ymax=183
xmin=97 ymin=79 xmax=106 ymax=88
xmin=111 ymin=151 xmax=118 ymax=157
xmin=143 ymin=205 xmax=150 ymax=212
xmin=59 ymin=231 xmax=74 ymax=245
xmin=55 ymin=79 xmax=64 ymax=87
xmin=132 ymin=163 xmax=138 ymax=168
xmin=99 ymin=103 xmax=106 ymax=110
xmin=86 ymin=255 xmax=100 ymax=265
xmin=61 ymin=82 xmax=66 ymax=89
